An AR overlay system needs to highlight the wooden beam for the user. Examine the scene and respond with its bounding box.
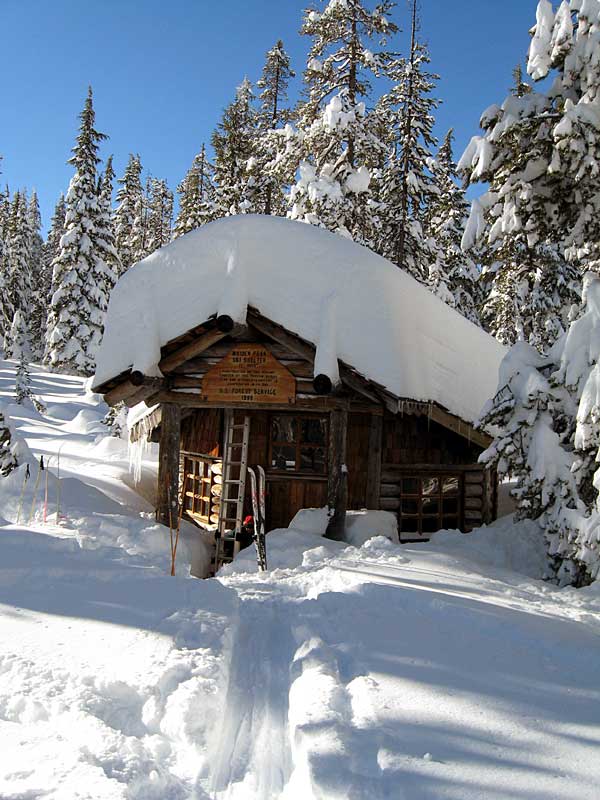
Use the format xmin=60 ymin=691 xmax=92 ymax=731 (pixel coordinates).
xmin=105 ymin=376 xmax=165 ymax=407
xmin=146 ymin=389 xmax=348 ymax=413
xmin=365 ymin=413 xmax=383 ymax=509
xmin=170 ymin=376 xmax=204 ymax=389
xmin=158 ymin=328 xmax=229 ymax=374
xmin=105 ymin=379 xmax=138 ymax=406
xmin=428 ymin=405 xmax=491 ymax=449
xmin=156 ymin=403 xmax=182 ymax=527
xmin=325 ymin=406 xmax=348 ymax=541
xmin=123 ymin=383 xmax=165 ymax=408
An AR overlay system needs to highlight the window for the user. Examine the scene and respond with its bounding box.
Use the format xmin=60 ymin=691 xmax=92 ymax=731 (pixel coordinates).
xmin=398 ymin=473 xmax=462 ymax=536
xmin=269 ymin=415 xmax=328 ymax=475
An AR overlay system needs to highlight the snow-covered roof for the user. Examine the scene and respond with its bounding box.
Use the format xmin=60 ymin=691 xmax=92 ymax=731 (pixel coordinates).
xmin=94 ymin=215 xmax=506 ymax=424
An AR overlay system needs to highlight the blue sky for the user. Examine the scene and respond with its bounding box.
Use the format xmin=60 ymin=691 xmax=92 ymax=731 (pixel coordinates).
xmin=2 ymin=0 xmax=541 ymax=232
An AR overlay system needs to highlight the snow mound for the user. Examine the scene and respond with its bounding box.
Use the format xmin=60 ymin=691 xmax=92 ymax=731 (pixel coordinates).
xmin=219 ymin=527 xmax=347 ymax=575
xmin=428 ymin=514 xmax=548 ymax=580
xmin=62 ymin=407 xmax=105 ymax=434
xmin=345 ymin=509 xmax=399 ymax=546
xmin=95 ymin=215 xmax=506 ymax=425
xmin=289 ymin=507 xmax=399 ymax=546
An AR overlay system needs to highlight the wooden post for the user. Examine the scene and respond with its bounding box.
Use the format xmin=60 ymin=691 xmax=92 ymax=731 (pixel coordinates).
xmin=156 ymin=403 xmax=182 ymax=527
xmin=326 ymin=406 xmax=348 ymax=541
xmin=365 ymin=413 xmax=383 ymax=509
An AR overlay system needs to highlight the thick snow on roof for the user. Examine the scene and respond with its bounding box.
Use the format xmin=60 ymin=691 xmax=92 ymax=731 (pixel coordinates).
xmin=94 ymin=215 xmax=506 ymax=424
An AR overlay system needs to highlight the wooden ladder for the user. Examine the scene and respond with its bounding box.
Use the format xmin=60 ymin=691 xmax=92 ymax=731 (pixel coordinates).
xmin=213 ymin=410 xmax=251 ymax=573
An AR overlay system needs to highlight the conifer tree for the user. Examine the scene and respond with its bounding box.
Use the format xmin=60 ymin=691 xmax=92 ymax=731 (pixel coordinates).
xmin=288 ymin=0 xmax=395 ymax=244
xmin=43 ymin=194 xmax=66 ymax=271
xmin=459 ymin=2 xmax=596 ymax=349
xmin=249 ymin=40 xmax=295 ymax=216
xmin=480 ymin=273 xmax=600 ymax=586
xmin=174 ymin=144 xmax=214 ymax=237
xmin=211 ymin=79 xmax=258 ymax=217
xmin=42 ymin=195 xmax=66 ymax=358
xmin=2 ymin=191 xmax=33 ymax=354
xmin=10 ymin=309 xmax=43 ymax=410
xmin=525 ymin=0 xmax=600 ymax=269
xmin=377 ymin=1 xmax=439 ymax=280
xmin=114 ymin=153 xmax=144 ymax=272
xmin=425 ymin=130 xmax=481 ymax=324
xmin=94 ymin=155 xmax=120 ymax=301
xmin=146 ymin=177 xmax=173 ymax=252
xmin=0 ymin=181 xmax=9 ymax=346
xmin=45 ymin=87 xmax=111 ymax=375
xmin=27 ymin=191 xmax=48 ymax=360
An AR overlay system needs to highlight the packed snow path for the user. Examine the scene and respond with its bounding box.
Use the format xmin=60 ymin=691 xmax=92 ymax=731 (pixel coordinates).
xmin=0 ymin=361 xmax=599 ymax=798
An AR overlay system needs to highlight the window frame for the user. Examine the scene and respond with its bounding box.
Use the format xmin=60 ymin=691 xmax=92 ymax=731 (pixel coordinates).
xmin=268 ymin=413 xmax=329 ymax=476
xmin=397 ymin=471 xmax=464 ymax=537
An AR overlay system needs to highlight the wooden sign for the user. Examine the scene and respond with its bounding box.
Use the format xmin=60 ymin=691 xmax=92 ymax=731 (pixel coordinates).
xmin=201 ymin=344 xmax=296 ymax=404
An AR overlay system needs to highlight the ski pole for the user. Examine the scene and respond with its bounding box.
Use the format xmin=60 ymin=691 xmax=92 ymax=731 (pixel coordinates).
xmin=28 ymin=455 xmax=44 ymax=524
xmin=43 ymin=456 xmax=54 ymax=524
xmin=16 ymin=464 xmax=31 ymax=524
xmin=171 ymin=473 xmax=188 ymax=576
xmin=56 ymin=446 xmax=63 ymax=522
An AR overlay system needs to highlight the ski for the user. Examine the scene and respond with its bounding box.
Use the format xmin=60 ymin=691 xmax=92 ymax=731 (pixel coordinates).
xmin=257 ymin=465 xmax=267 ymax=571
xmin=247 ymin=467 xmax=263 ymax=572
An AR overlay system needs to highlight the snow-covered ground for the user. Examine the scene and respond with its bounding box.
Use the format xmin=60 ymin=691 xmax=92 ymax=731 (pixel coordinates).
xmin=0 ymin=360 xmax=599 ymax=799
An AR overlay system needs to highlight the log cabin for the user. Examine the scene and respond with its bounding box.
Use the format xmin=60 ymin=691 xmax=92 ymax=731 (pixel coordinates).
xmin=92 ymin=215 xmax=506 ymax=569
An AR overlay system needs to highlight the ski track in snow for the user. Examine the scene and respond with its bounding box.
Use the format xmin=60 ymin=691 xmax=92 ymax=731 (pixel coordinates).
xmin=206 ymin=591 xmax=295 ymax=798
xmin=0 ymin=360 xmax=599 ymax=799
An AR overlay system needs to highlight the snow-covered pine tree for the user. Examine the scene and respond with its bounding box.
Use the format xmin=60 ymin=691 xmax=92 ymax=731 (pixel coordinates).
xmin=480 ymin=272 xmax=600 ymax=586
xmin=145 ymin=177 xmax=173 ymax=252
xmin=2 ymin=191 xmax=33 ymax=355
xmin=174 ymin=144 xmax=214 ymax=237
xmin=93 ymin=155 xmax=120 ymax=315
xmin=526 ymin=0 xmax=600 ymax=270
xmin=211 ymin=79 xmax=258 ymax=217
xmin=27 ymin=191 xmax=48 ymax=360
xmin=10 ymin=309 xmax=43 ymax=410
xmin=376 ymin=0 xmax=439 ymax=280
xmin=425 ymin=130 xmax=481 ymax=324
xmin=248 ymin=40 xmax=296 ymax=216
xmin=0 ymin=410 xmax=17 ymax=476
xmin=114 ymin=153 xmax=145 ymax=273
xmin=42 ymin=195 xmax=66 ymax=361
xmin=459 ymin=6 xmax=588 ymax=350
xmin=45 ymin=87 xmax=110 ymax=375
xmin=43 ymin=194 xmax=66 ymax=271
xmin=287 ymin=0 xmax=395 ymax=244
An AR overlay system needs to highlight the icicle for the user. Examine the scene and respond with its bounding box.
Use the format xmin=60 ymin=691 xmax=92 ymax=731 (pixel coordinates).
xmin=128 ymin=414 xmax=153 ymax=484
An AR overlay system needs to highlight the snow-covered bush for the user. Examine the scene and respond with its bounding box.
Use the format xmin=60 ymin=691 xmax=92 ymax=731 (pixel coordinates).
xmin=0 ymin=410 xmax=18 ymax=476
xmin=480 ymin=273 xmax=600 ymax=585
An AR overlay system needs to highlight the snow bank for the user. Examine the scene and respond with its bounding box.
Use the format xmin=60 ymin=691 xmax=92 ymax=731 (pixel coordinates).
xmin=289 ymin=507 xmax=399 ymax=546
xmin=428 ymin=514 xmax=549 ymax=580
xmin=219 ymin=527 xmax=347 ymax=575
xmin=94 ymin=215 xmax=506 ymax=425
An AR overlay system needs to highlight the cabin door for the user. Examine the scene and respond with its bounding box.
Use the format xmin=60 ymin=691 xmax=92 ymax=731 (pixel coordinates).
xmin=247 ymin=411 xmax=328 ymax=531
